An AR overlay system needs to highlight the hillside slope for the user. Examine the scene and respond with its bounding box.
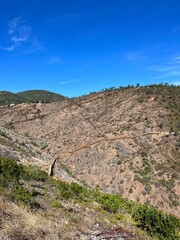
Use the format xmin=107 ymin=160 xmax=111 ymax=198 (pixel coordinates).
xmin=0 ymin=84 xmax=179 ymax=217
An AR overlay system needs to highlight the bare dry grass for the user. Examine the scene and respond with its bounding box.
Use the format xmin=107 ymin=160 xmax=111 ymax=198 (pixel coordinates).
xmin=0 ymin=196 xmax=73 ymax=240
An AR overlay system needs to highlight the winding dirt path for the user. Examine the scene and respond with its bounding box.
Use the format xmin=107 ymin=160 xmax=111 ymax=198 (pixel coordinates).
xmin=64 ymin=131 xmax=168 ymax=163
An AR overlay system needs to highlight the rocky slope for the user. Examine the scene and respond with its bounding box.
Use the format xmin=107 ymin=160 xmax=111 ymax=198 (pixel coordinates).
xmin=0 ymin=84 xmax=179 ymax=217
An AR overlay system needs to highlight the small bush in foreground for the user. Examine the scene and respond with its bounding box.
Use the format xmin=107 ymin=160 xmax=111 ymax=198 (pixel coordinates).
xmin=133 ymin=204 xmax=180 ymax=240
xmin=21 ymin=165 xmax=48 ymax=181
xmin=12 ymin=185 xmax=32 ymax=204
xmin=97 ymin=193 xmax=120 ymax=213
xmin=0 ymin=156 xmax=23 ymax=184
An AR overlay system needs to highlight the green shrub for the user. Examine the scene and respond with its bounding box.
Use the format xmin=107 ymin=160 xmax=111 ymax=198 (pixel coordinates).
xmin=117 ymin=160 xmax=122 ymax=165
xmin=145 ymin=184 xmax=152 ymax=193
xmin=70 ymin=182 xmax=86 ymax=197
xmin=157 ymin=171 xmax=164 ymax=177
xmin=0 ymin=175 xmax=9 ymax=188
xmin=58 ymin=181 xmax=72 ymax=200
xmin=140 ymin=176 xmax=151 ymax=185
xmin=144 ymin=165 xmax=151 ymax=174
xmin=0 ymin=157 xmax=22 ymax=180
xmin=172 ymin=200 xmax=179 ymax=207
xmin=51 ymin=201 xmax=63 ymax=208
xmin=0 ymin=156 xmax=23 ymax=183
xmin=22 ymin=165 xmax=48 ymax=181
xmin=140 ymin=151 xmax=148 ymax=158
xmin=96 ymin=193 xmax=121 ymax=213
xmin=12 ymin=185 xmax=32 ymax=204
xmin=57 ymin=181 xmax=87 ymax=200
xmin=134 ymin=174 xmax=141 ymax=181
xmin=133 ymin=204 xmax=180 ymax=240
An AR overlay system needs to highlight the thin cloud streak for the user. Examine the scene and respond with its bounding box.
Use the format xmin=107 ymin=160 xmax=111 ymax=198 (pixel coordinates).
xmin=172 ymin=56 xmax=180 ymax=63
xmin=126 ymin=51 xmax=148 ymax=62
xmin=154 ymin=71 xmax=180 ymax=79
xmin=171 ymin=27 xmax=180 ymax=33
xmin=48 ymin=56 xmax=63 ymax=64
xmin=60 ymin=79 xmax=80 ymax=85
xmin=149 ymin=55 xmax=180 ymax=79
xmin=149 ymin=65 xmax=180 ymax=72
xmin=0 ymin=44 xmax=18 ymax=52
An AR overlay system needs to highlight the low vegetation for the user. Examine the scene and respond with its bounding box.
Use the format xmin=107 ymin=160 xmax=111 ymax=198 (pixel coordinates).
xmin=0 ymin=155 xmax=179 ymax=240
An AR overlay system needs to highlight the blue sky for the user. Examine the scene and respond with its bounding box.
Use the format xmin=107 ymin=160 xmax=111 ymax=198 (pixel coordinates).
xmin=0 ymin=0 xmax=180 ymax=97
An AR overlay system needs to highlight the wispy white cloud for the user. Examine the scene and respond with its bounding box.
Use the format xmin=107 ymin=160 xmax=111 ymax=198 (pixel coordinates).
xmin=0 ymin=17 xmax=31 ymax=51
xmin=149 ymin=65 xmax=179 ymax=72
xmin=8 ymin=16 xmax=22 ymax=34
xmin=0 ymin=16 xmax=43 ymax=53
xmin=171 ymin=27 xmax=180 ymax=33
xmin=126 ymin=51 xmax=148 ymax=62
xmin=167 ymin=70 xmax=180 ymax=76
xmin=154 ymin=70 xmax=180 ymax=79
xmin=171 ymin=55 xmax=180 ymax=64
xmin=60 ymin=79 xmax=80 ymax=85
xmin=149 ymin=55 xmax=180 ymax=79
xmin=48 ymin=56 xmax=63 ymax=64
xmin=0 ymin=44 xmax=18 ymax=52
xmin=23 ymin=36 xmax=44 ymax=54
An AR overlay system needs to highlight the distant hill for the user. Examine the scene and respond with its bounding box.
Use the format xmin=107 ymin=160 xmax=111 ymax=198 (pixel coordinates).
xmin=17 ymin=90 xmax=66 ymax=103
xmin=0 ymin=91 xmax=27 ymax=106
xmin=0 ymin=90 xmax=67 ymax=106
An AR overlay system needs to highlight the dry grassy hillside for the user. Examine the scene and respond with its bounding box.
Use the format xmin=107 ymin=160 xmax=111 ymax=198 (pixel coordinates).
xmin=0 ymin=84 xmax=179 ymax=217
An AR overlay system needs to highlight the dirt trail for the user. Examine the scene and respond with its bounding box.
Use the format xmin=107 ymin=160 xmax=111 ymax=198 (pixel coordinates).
xmin=64 ymin=131 xmax=168 ymax=163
